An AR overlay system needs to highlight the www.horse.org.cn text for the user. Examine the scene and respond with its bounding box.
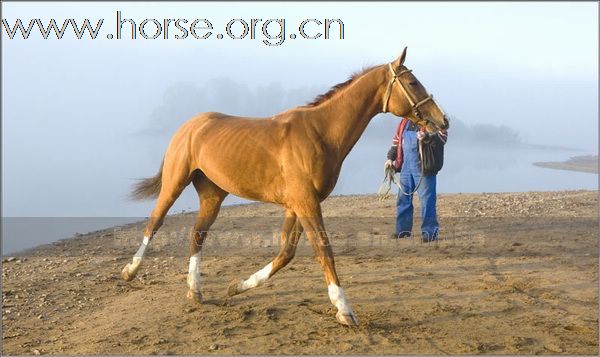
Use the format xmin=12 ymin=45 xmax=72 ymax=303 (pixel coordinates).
xmin=1 ymin=11 xmax=345 ymax=46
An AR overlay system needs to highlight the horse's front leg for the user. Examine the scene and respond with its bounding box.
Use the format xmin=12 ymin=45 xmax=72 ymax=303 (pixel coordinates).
xmin=293 ymin=197 xmax=358 ymax=327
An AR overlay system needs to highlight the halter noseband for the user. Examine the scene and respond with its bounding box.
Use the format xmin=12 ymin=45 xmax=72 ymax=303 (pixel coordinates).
xmin=381 ymin=63 xmax=445 ymax=130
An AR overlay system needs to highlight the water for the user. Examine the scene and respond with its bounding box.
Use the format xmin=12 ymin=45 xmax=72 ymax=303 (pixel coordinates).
xmin=2 ymin=144 xmax=597 ymax=255
xmin=335 ymin=141 xmax=597 ymax=195
xmin=1 ymin=217 xmax=138 ymax=255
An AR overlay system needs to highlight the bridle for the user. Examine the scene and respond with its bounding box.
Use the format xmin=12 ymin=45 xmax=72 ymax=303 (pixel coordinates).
xmin=381 ymin=63 xmax=446 ymax=131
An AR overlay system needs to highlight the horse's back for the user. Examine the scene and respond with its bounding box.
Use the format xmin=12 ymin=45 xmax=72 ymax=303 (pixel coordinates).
xmin=182 ymin=111 xmax=289 ymax=135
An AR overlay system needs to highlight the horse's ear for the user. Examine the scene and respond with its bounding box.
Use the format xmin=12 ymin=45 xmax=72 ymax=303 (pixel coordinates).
xmin=393 ymin=47 xmax=408 ymax=68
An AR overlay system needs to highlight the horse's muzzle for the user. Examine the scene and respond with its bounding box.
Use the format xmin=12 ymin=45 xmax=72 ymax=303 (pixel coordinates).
xmin=440 ymin=117 xmax=449 ymax=130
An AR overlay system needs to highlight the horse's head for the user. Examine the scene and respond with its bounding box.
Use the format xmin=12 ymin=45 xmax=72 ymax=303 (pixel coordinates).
xmin=382 ymin=47 xmax=449 ymax=132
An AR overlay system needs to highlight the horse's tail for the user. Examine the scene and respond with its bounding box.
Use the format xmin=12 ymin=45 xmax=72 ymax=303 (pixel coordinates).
xmin=130 ymin=159 xmax=164 ymax=200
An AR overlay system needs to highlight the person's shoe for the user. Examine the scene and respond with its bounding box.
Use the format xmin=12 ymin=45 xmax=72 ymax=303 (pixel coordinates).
xmin=398 ymin=231 xmax=412 ymax=238
xmin=390 ymin=232 xmax=412 ymax=239
xmin=421 ymin=232 xmax=439 ymax=243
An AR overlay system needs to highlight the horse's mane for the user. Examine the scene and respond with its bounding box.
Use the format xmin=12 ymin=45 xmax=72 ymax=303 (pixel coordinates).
xmin=304 ymin=65 xmax=377 ymax=107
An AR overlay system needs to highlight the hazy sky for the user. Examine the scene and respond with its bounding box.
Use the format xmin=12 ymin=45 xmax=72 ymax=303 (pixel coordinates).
xmin=2 ymin=2 xmax=598 ymax=218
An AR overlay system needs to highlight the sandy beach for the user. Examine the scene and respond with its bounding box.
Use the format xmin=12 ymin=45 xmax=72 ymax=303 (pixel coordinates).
xmin=2 ymin=190 xmax=598 ymax=355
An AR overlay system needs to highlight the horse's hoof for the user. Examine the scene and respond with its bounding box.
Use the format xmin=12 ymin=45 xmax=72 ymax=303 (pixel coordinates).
xmin=121 ymin=264 xmax=135 ymax=282
xmin=186 ymin=290 xmax=203 ymax=303
xmin=336 ymin=311 xmax=359 ymax=327
xmin=227 ymin=279 xmax=244 ymax=296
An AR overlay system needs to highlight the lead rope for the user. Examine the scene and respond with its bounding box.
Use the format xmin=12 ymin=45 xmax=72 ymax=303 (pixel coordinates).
xmin=378 ymin=138 xmax=424 ymax=200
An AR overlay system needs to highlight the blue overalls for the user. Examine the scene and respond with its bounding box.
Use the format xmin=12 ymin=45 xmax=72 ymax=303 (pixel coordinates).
xmin=396 ymin=123 xmax=439 ymax=241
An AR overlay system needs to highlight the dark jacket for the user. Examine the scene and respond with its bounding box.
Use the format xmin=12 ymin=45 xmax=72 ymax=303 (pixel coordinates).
xmin=386 ymin=118 xmax=447 ymax=176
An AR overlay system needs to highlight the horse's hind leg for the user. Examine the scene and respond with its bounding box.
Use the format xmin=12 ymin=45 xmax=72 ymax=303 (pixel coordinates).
xmin=228 ymin=209 xmax=303 ymax=296
xmin=187 ymin=174 xmax=228 ymax=303
xmin=121 ymin=159 xmax=193 ymax=282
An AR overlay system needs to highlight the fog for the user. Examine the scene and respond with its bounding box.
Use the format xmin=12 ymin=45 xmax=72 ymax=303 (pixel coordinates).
xmin=1 ymin=2 xmax=597 ymax=252
xmin=3 ymin=76 xmax=595 ymax=218
xmin=137 ymin=80 xmax=597 ymax=202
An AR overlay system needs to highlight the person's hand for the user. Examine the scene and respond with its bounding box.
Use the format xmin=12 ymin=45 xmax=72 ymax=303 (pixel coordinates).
xmin=417 ymin=131 xmax=426 ymax=141
xmin=384 ymin=159 xmax=393 ymax=170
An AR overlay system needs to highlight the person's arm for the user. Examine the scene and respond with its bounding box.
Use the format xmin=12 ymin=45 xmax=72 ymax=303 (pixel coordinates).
xmin=387 ymin=145 xmax=398 ymax=161
xmin=385 ymin=124 xmax=401 ymax=168
xmin=385 ymin=145 xmax=397 ymax=169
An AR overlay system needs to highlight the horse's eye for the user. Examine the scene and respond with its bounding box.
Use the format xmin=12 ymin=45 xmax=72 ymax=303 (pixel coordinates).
xmin=409 ymin=81 xmax=417 ymax=86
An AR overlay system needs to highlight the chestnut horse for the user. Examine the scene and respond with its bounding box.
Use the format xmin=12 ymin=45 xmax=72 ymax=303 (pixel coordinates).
xmin=121 ymin=48 xmax=449 ymax=326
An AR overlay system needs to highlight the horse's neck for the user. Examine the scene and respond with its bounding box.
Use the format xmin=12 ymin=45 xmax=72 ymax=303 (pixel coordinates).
xmin=310 ymin=67 xmax=385 ymax=159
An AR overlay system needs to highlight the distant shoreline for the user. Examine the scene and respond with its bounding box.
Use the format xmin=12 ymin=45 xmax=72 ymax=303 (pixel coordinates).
xmin=533 ymin=155 xmax=598 ymax=174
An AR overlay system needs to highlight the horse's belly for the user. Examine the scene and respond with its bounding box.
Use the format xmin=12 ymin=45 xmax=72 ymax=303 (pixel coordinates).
xmin=200 ymin=164 xmax=284 ymax=205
